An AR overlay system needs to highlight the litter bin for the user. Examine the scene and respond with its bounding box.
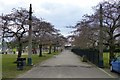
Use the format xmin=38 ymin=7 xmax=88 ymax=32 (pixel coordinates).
xmin=17 ymin=58 xmax=26 ymax=70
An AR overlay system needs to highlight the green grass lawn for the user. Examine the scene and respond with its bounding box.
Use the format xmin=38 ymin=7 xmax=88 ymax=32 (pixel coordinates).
xmin=103 ymin=52 xmax=120 ymax=68
xmin=103 ymin=53 xmax=110 ymax=68
xmin=0 ymin=54 xmax=2 ymax=79
xmin=2 ymin=51 xmax=59 ymax=78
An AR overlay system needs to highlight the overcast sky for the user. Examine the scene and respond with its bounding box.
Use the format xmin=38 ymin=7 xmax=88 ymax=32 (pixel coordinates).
xmin=0 ymin=0 xmax=108 ymax=37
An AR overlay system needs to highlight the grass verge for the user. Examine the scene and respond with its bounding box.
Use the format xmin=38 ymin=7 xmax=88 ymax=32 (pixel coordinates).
xmin=103 ymin=53 xmax=110 ymax=68
xmin=0 ymin=54 xmax=2 ymax=80
xmin=2 ymin=51 xmax=59 ymax=78
xmin=103 ymin=52 xmax=120 ymax=68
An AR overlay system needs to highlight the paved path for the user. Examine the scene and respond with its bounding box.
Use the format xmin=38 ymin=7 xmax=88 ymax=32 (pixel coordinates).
xmin=18 ymin=50 xmax=119 ymax=78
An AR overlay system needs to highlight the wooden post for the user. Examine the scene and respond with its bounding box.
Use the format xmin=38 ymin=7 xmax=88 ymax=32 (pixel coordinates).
xmin=1 ymin=13 xmax=5 ymax=54
xmin=99 ymin=4 xmax=104 ymax=68
xmin=28 ymin=4 xmax=33 ymax=66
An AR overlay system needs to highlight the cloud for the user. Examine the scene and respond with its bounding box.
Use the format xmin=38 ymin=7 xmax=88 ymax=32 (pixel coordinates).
xmin=32 ymin=1 xmax=87 ymax=36
xmin=0 ymin=0 xmax=107 ymax=36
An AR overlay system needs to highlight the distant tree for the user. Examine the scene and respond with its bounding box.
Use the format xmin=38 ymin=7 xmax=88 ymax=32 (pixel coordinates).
xmin=95 ymin=1 xmax=120 ymax=60
xmin=70 ymin=0 xmax=120 ymax=61
xmin=0 ymin=8 xmax=29 ymax=58
xmin=33 ymin=21 xmax=58 ymax=56
xmin=48 ymin=33 xmax=66 ymax=52
xmin=72 ymin=17 xmax=99 ymax=49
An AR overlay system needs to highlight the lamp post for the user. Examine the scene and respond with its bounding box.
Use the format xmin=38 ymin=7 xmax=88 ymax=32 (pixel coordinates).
xmin=28 ymin=4 xmax=33 ymax=66
xmin=99 ymin=4 xmax=104 ymax=68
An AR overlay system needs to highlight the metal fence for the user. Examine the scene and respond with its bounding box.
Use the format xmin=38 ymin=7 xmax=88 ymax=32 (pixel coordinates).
xmin=71 ymin=48 xmax=99 ymax=66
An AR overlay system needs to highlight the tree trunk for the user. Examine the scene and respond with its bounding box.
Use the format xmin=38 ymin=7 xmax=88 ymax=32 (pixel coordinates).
xmin=109 ymin=38 xmax=115 ymax=64
xmin=39 ymin=44 xmax=42 ymax=57
xmin=108 ymin=29 xmax=116 ymax=64
xmin=53 ymin=46 xmax=56 ymax=52
xmin=48 ymin=45 xmax=52 ymax=54
xmin=17 ymin=37 xmax=22 ymax=58
xmin=92 ymin=41 xmax=96 ymax=49
xmin=109 ymin=44 xmax=115 ymax=62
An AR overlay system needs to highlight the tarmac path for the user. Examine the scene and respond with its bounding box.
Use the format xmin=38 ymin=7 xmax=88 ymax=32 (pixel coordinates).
xmin=17 ymin=50 xmax=119 ymax=79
